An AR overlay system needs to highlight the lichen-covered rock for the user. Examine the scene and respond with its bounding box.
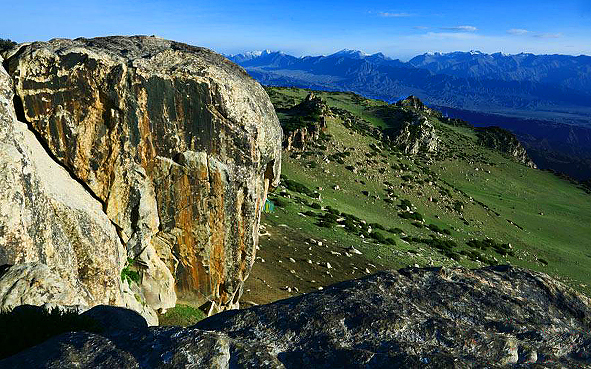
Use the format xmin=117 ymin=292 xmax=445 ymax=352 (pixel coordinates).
xmin=4 ymin=266 xmax=591 ymax=368
xmin=5 ymin=36 xmax=282 ymax=313
xmin=0 ymin=58 xmax=135 ymax=316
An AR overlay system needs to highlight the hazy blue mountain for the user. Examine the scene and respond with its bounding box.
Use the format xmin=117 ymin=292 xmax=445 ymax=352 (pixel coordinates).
xmin=228 ymin=50 xmax=591 ymax=126
xmin=409 ymin=51 xmax=591 ymax=93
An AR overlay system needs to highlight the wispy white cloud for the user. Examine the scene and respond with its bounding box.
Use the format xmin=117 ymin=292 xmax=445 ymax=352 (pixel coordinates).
xmin=507 ymin=28 xmax=529 ymax=35
xmin=413 ymin=26 xmax=429 ymax=30
xmin=379 ymin=12 xmax=414 ymax=17
xmin=440 ymin=25 xmax=478 ymax=32
xmin=533 ymin=32 xmax=563 ymax=38
xmin=423 ymin=32 xmax=480 ymax=40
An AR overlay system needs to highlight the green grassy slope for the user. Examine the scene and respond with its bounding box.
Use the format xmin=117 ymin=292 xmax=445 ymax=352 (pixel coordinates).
xmin=242 ymin=87 xmax=591 ymax=305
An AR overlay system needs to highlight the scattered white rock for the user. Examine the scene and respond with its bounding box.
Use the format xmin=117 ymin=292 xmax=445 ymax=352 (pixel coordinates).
xmin=326 ymin=262 xmax=332 ymax=269
xmin=348 ymin=246 xmax=362 ymax=255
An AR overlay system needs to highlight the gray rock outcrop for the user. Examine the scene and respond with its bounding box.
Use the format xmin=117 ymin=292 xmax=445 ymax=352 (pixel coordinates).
xmin=3 ymin=266 xmax=591 ymax=368
xmin=1 ymin=36 xmax=282 ymax=321
xmin=477 ymin=126 xmax=537 ymax=168
xmin=282 ymin=93 xmax=328 ymax=151
xmin=393 ymin=115 xmax=440 ymax=155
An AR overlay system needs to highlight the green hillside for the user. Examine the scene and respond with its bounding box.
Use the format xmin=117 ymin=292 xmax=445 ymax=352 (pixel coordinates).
xmin=242 ymin=87 xmax=591 ymax=306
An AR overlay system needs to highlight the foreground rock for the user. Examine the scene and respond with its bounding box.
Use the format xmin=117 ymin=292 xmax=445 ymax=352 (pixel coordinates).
xmin=3 ymin=266 xmax=591 ymax=368
xmin=3 ymin=36 xmax=282 ymax=316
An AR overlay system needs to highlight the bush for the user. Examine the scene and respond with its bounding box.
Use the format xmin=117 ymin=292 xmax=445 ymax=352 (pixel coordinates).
xmin=121 ymin=258 xmax=141 ymax=284
xmin=159 ymin=304 xmax=206 ymax=327
xmin=370 ymin=231 xmax=386 ymax=243
xmin=310 ymin=202 xmax=322 ymax=209
xmin=273 ymin=197 xmax=289 ymax=207
xmin=0 ymin=38 xmax=16 ymax=53
xmin=388 ymin=227 xmax=404 ymax=234
xmin=427 ymin=224 xmax=442 ymax=233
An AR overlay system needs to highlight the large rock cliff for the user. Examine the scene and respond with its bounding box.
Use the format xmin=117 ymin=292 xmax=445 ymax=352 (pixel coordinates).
xmin=3 ymin=266 xmax=591 ymax=368
xmin=0 ymin=36 xmax=281 ymax=320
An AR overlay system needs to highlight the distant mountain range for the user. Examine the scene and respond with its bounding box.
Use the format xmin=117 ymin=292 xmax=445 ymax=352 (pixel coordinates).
xmin=228 ymin=49 xmax=591 ymax=126
xmin=228 ymin=49 xmax=591 ymax=181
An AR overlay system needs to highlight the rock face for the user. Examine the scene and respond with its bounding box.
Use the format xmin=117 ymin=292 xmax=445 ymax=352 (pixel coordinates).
xmin=1 ymin=36 xmax=281 ymax=318
xmin=0 ymin=57 xmax=148 ymax=319
xmin=4 ymin=266 xmax=591 ymax=368
xmin=476 ymin=126 xmax=537 ymax=168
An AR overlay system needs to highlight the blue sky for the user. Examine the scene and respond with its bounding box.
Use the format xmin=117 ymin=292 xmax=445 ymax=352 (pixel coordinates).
xmin=3 ymin=0 xmax=590 ymax=60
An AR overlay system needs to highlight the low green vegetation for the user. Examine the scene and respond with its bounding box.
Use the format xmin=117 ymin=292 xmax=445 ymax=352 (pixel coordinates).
xmin=263 ymin=86 xmax=591 ymax=296
xmin=121 ymin=257 xmax=141 ymax=284
xmin=158 ymin=304 xmax=207 ymax=327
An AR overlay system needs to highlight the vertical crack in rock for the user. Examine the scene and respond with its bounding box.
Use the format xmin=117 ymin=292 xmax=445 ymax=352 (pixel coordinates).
xmin=0 ymin=52 xmax=151 ymax=321
xmin=10 ymin=90 xmax=129 ymax=250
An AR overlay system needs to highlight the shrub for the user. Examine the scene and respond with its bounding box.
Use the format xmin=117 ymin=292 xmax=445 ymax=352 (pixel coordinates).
xmin=427 ymin=224 xmax=442 ymax=233
xmin=159 ymin=304 xmax=207 ymax=327
xmin=121 ymin=258 xmax=141 ymax=284
xmin=369 ymin=231 xmax=386 ymax=243
xmin=273 ymin=197 xmax=289 ymax=207
xmin=0 ymin=38 xmax=16 ymax=53
xmin=310 ymin=202 xmax=322 ymax=209
xmin=369 ymin=222 xmax=385 ymax=230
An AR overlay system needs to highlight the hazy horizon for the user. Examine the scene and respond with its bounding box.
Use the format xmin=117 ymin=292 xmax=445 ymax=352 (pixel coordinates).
xmin=228 ymin=48 xmax=591 ymax=62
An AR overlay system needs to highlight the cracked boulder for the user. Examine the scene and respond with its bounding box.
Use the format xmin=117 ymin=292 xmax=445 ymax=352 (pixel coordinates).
xmin=0 ymin=55 xmax=157 ymax=322
xmin=4 ymin=36 xmax=282 ymax=314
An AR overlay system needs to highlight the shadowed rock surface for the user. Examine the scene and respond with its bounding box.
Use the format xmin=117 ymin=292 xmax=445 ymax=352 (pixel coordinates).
xmin=3 ymin=266 xmax=591 ymax=368
xmin=3 ymin=36 xmax=282 ymax=317
xmin=476 ymin=126 xmax=537 ymax=168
